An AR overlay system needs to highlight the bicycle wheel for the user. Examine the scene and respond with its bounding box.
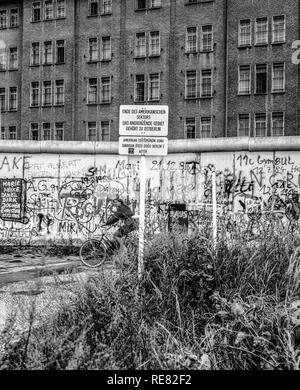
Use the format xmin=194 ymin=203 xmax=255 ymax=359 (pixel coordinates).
xmin=79 ymin=239 xmax=107 ymax=268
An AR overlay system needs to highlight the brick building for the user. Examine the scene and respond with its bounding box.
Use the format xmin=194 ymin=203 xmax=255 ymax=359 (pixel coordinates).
xmin=0 ymin=0 xmax=298 ymax=141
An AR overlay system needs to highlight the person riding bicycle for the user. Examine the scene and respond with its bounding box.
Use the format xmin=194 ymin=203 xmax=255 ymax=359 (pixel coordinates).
xmin=104 ymin=198 xmax=138 ymax=249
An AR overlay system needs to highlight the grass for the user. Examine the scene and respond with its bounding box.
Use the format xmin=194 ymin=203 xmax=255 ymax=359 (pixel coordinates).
xmin=0 ymin=221 xmax=300 ymax=370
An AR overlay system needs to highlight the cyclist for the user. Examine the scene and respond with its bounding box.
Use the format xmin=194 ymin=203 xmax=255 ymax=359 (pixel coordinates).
xmin=104 ymin=198 xmax=138 ymax=249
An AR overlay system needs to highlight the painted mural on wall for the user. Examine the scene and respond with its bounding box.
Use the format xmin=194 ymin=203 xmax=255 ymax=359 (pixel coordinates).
xmin=0 ymin=150 xmax=300 ymax=244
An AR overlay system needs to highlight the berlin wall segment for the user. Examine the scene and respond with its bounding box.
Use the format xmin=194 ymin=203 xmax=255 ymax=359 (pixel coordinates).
xmin=0 ymin=149 xmax=300 ymax=245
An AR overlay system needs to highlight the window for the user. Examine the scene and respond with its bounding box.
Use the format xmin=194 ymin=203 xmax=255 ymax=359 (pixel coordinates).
xmin=1 ymin=126 xmax=6 ymax=139
xmin=8 ymin=126 xmax=16 ymax=140
xmin=42 ymin=123 xmax=51 ymax=140
xmin=185 ymin=118 xmax=196 ymax=139
xmin=136 ymin=0 xmax=146 ymax=10
xmin=100 ymin=121 xmax=110 ymax=141
xmin=54 ymin=123 xmax=64 ymax=140
xmin=101 ymin=0 xmax=112 ymax=14
xmin=31 ymin=43 xmax=40 ymax=65
xmin=101 ymin=76 xmax=111 ymax=103
xmin=185 ymin=70 xmax=197 ymax=98
xmin=200 ymin=117 xmax=212 ymax=138
xmin=272 ymin=63 xmax=285 ymax=92
xmin=255 ymin=64 xmax=267 ymax=94
xmin=135 ymin=32 xmax=146 ymax=57
xmin=55 ymin=80 xmax=64 ymax=105
xmin=9 ymin=48 xmax=18 ymax=70
xmin=56 ymin=40 xmax=65 ymax=63
xmin=255 ymin=113 xmax=267 ymax=137
xmin=149 ymin=73 xmax=160 ymax=101
xmin=149 ymin=0 xmax=161 ymax=7
xmin=273 ymin=16 xmax=285 ymax=43
xmin=272 ymin=112 xmax=284 ymax=136
xmin=44 ymin=0 xmax=54 ymax=20
xmin=10 ymin=9 xmax=19 ymax=27
xmin=0 ymin=10 xmax=7 ymax=29
xmin=201 ymin=69 xmax=212 ymax=97
xmin=238 ymin=114 xmax=250 ymax=136
xmin=101 ymin=37 xmax=111 ymax=60
xmin=43 ymin=41 xmax=53 ymax=64
xmin=135 ymin=75 xmax=145 ymax=102
xmin=31 ymin=123 xmax=39 ymax=140
xmin=0 ymin=49 xmax=6 ymax=70
xmin=88 ymin=78 xmax=98 ymax=104
xmin=9 ymin=87 xmax=17 ymax=110
xmin=202 ymin=25 xmax=213 ymax=52
xmin=255 ymin=18 xmax=268 ymax=45
xmin=87 ymin=122 xmax=97 ymax=141
xmin=89 ymin=0 xmax=99 ymax=16
xmin=89 ymin=38 xmax=98 ymax=61
xmin=239 ymin=20 xmax=251 ymax=46
xmin=56 ymin=0 xmax=66 ymax=18
xmin=32 ymin=2 xmax=41 ymax=22
xmin=186 ymin=27 xmax=197 ymax=53
xmin=31 ymin=82 xmax=40 ymax=106
xmin=0 ymin=88 xmax=5 ymax=111
xmin=149 ymin=31 xmax=160 ymax=56
xmin=238 ymin=65 xmax=251 ymax=95
xmin=42 ymin=81 xmax=52 ymax=106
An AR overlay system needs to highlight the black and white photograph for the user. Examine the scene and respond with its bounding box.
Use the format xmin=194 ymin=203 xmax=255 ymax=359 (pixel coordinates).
xmin=0 ymin=0 xmax=300 ymax=377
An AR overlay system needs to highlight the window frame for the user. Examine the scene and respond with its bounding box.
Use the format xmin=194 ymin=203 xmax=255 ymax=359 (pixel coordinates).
xmin=10 ymin=8 xmax=19 ymax=27
xmin=239 ymin=19 xmax=251 ymax=47
xmin=237 ymin=113 xmax=250 ymax=137
xmin=271 ymin=112 xmax=285 ymax=136
xmin=87 ymin=78 xmax=98 ymax=104
xmin=9 ymin=47 xmax=18 ymax=70
xmin=254 ymin=113 xmax=267 ymax=137
xmin=134 ymin=74 xmax=146 ymax=102
xmin=238 ymin=65 xmax=251 ymax=95
xmin=255 ymin=63 xmax=268 ymax=94
xmin=255 ymin=17 xmax=268 ymax=46
xmin=185 ymin=117 xmax=196 ymax=139
xmin=42 ymin=80 xmax=52 ymax=106
xmin=8 ymin=86 xmax=17 ymax=111
xmin=30 ymin=81 xmax=40 ymax=107
xmin=149 ymin=31 xmax=160 ymax=57
xmin=272 ymin=62 xmax=285 ymax=93
xmin=54 ymin=80 xmax=65 ymax=105
xmin=100 ymin=76 xmax=111 ymax=104
xmin=148 ymin=73 xmax=160 ymax=101
xmin=87 ymin=121 xmax=98 ymax=141
xmin=201 ymin=25 xmax=213 ymax=52
xmin=54 ymin=122 xmax=64 ymax=140
xmin=185 ymin=70 xmax=197 ymax=99
xmin=272 ymin=15 xmax=286 ymax=44
xmin=186 ymin=26 xmax=198 ymax=54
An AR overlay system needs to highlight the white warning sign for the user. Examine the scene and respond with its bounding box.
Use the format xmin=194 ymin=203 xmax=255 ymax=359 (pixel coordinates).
xmin=119 ymin=136 xmax=168 ymax=156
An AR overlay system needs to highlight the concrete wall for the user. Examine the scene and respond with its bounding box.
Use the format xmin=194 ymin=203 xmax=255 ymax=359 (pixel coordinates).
xmin=0 ymin=138 xmax=300 ymax=245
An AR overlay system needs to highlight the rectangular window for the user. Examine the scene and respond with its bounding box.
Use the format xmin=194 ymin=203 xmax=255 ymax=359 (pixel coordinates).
xmin=101 ymin=36 xmax=111 ymax=60
xmin=89 ymin=38 xmax=98 ymax=61
xmin=149 ymin=31 xmax=160 ymax=56
xmin=186 ymin=27 xmax=197 ymax=53
xmin=200 ymin=117 xmax=212 ymax=138
xmin=87 ymin=122 xmax=97 ymax=141
xmin=255 ymin=64 xmax=267 ymax=94
xmin=56 ymin=40 xmax=65 ymax=63
xmin=185 ymin=118 xmax=196 ymax=139
xmin=31 ymin=123 xmax=39 ymax=140
xmin=31 ymin=43 xmax=40 ymax=65
xmin=201 ymin=25 xmax=213 ymax=52
xmin=136 ymin=0 xmax=146 ymax=10
xmin=255 ymin=113 xmax=267 ymax=137
xmin=148 ymin=73 xmax=160 ymax=101
xmin=88 ymin=78 xmax=98 ymax=104
xmin=55 ymin=80 xmax=64 ymax=105
xmin=1 ymin=126 xmax=6 ymax=139
xmin=149 ymin=0 xmax=161 ymax=8
xmin=201 ymin=69 xmax=212 ymax=97
xmin=0 ymin=88 xmax=5 ymax=111
xmin=0 ymin=10 xmax=7 ymax=29
xmin=238 ymin=65 xmax=251 ymax=95
xmin=272 ymin=112 xmax=284 ymax=136
xmin=9 ymin=48 xmax=18 ymax=70
xmin=89 ymin=0 xmax=99 ymax=16
xmin=56 ymin=0 xmax=66 ymax=18
xmin=44 ymin=41 xmax=53 ymax=64
xmin=135 ymin=74 xmax=145 ymax=102
xmin=255 ymin=17 xmax=268 ymax=45
xmin=42 ymin=81 xmax=52 ymax=106
xmin=31 ymin=82 xmax=40 ymax=106
xmin=239 ymin=19 xmax=251 ymax=46
xmin=101 ymin=76 xmax=111 ymax=103
xmin=101 ymin=0 xmax=112 ymax=14
xmin=100 ymin=121 xmax=110 ymax=141
xmin=0 ymin=48 xmax=6 ymax=70
xmin=272 ymin=63 xmax=285 ymax=92
xmin=54 ymin=123 xmax=64 ymax=140
xmin=273 ymin=15 xmax=285 ymax=43
xmin=9 ymin=87 xmax=17 ymax=110
xmin=238 ymin=114 xmax=250 ymax=136
xmin=42 ymin=123 xmax=51 ymax=140
xmin=32 ymin=2 xmax=41 ymax=22
xmin=135 ymin=32 xmax=146 ymax=57
xmin=185 ymin=70 xmax=197 ymax=98
xmin=44 ymin=0 xmax=54 ymax=20
xmin=8 ymin=126 xmax=17 ymax=140
xmin=10 ymin=8 xmax=19 ymax=27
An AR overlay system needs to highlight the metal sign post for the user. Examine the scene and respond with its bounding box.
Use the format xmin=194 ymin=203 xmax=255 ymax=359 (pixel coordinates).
xmin=212 ymin=170 xmax=217 ymax=249
xmin=138 ymin=155 xmax=146 ymax=280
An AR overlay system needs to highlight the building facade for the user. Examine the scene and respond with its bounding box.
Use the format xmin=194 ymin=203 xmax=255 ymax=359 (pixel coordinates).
xmin=0 ymin=0 xmax=299 ymax=141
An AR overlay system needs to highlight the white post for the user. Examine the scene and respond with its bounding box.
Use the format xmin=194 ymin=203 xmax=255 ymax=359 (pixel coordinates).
xmin=212 ymin=170 xmax=217 ymax=249
xmin=138 ymin=154 xmax=146 ymax=280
